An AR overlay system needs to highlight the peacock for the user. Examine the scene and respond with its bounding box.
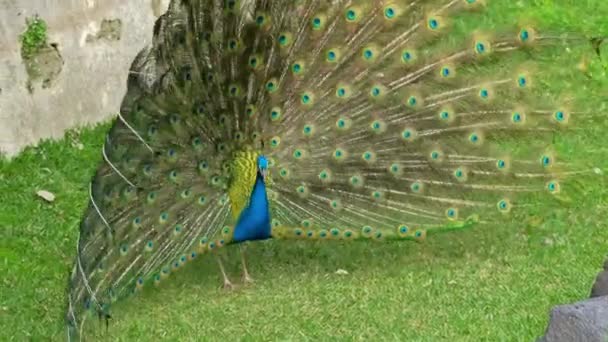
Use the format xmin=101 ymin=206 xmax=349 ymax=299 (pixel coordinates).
xmin=65 ymin=0 xmax=599 ymax=339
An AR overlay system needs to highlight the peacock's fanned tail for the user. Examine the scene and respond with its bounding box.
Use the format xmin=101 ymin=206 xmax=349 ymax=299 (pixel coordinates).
xmin=66 ymin=0 xmax=591 ymax=339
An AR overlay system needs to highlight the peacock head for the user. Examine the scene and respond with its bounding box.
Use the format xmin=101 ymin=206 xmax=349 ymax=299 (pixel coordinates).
xmin=257 ymin=155 xmax=268 ymax=181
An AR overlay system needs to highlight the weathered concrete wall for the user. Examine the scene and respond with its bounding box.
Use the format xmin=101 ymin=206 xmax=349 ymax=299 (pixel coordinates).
xmin=0 ymin=0 xmax=170 ymax=157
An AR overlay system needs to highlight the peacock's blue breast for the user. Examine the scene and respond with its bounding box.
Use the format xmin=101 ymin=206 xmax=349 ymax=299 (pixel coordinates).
xmin=232 ymin=173 xmax=271 ymax=242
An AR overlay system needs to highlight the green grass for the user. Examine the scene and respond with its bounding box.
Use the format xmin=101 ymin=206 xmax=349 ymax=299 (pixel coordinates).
xmin=2 ymin=1 xmax=608 ymax=341
xmin=20 ymin=16 xmax=48 ymax=60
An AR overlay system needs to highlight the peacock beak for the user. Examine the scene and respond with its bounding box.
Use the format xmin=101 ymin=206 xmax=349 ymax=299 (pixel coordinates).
xmin=259 ymin=168 xmax=267 ymax=182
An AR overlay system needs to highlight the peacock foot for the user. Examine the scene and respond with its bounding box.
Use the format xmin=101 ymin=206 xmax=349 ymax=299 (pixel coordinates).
xmin=222 ymin=280 xmax=235 ymax=291
xmin=242 ymin=273 xmax=255 ymax=284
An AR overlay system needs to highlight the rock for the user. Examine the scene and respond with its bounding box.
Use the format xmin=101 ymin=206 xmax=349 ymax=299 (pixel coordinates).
xmin=538 ymin=296 xmax=608 ymax=342
xmin=36 ymin=190 xmax=55 ymax=202
xmin=590 ymin=258 xmax=608 ymax=298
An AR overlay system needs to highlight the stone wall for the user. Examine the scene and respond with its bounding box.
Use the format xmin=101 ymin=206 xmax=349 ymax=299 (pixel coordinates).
xmin=0 ymin=0 xmax=170 ymax=157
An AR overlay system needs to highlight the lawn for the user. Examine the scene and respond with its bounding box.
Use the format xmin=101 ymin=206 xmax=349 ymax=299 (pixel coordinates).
xmin=1 ymin=1 xmax=608 ymax=341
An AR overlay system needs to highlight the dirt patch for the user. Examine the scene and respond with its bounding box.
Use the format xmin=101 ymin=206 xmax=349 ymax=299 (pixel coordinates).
xmin=86 ymin=18 xmax=122 ymax=42
xmin=24 ymin=43 xmax=64 ymax=92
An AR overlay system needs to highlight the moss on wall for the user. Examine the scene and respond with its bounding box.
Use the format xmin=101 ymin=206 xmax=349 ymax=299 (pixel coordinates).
xmin=20 ymin=15 xmax=63 ymax=93
xmin=20 ymin=15 xmax=48 ymax=59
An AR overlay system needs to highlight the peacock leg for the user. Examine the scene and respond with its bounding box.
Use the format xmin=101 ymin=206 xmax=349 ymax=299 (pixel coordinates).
xmin=215 ymin=255 xmax=233 ymax=290
xmin=240 ymin=243 xmax=254 ymax=284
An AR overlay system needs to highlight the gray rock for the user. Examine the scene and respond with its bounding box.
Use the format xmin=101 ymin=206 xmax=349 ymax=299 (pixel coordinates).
xmin=591 ymin=259 xmax=608 ymax=298
xmin=36 ymin=189 xmax=55 ymax=202
xmin=538 ymin=296 xmax=608 ymax=342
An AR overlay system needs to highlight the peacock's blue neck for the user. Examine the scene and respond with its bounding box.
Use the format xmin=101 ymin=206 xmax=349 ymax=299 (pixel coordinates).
xmin=232 ymin=172 xmax=271 ymax=243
